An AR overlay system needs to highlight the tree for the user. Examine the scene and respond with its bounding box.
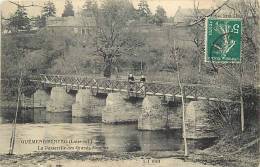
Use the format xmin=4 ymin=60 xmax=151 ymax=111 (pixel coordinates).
xmin=8 ymin=6 xmax=30 ymax=32
xmin=62 ymin=0 xmax=75 ymax=17
xmin=33 ymin=16 xmax=45 ymax=28
xmin=189 ymin=2 xmax=205 ymax=78
xmin=152 ymin=6 xmax=167 ymax=26
xmin=224 ymin=0 xmax=258 ymax=132
xmin=168 ymin=41 xmax=188 ymax=156
xmin=93 ymin=0 xmax=144 ymax=77
xmin=187 ymin=0 xmax=259 ymax=132
xmin=82 ymin=0 xmax=98 ymax=17
xmin=205 ymin=0 xmax=259 ymax=132
xmin=83 ymin=0 xmax=93 ymax=9
xmin=42 ymin=1 xmax=56 ymax=17
xmin=83 ymin=0 xmax=97 ymax=10
xmin=39 ymin=1 xmax=56 ymax=27
xmin=137 ymin=0 xmax=151 ymax=21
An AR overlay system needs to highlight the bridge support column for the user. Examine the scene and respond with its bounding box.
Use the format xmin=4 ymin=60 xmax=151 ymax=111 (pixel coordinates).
xmin=138 ymin=97 xmax=183 ymax=130
xmin=33 ymin=89 xmax=50 ymax=108
xmin=167 ymin=102 xmax=183 ymax=129
xmin=102 ymin=93 xmax=142 ymax=123
xmin=138 ymin=96 xmax=168 ymax=130
xmin=46 ymin=87 xmax=75 ymax=112
xmin=185 ymin=101 xmax=217 ymax=139
xmin=72 ymin=89 xmax=106 ymax=117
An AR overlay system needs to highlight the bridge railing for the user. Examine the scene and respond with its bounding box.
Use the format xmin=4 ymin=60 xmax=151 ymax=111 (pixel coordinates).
xmin=29 ymin=74 xmax=240 ymax=102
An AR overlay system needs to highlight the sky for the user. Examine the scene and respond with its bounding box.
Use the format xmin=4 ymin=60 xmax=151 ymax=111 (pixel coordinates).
xmin=0 ymin=0 xmax=216 ymax=18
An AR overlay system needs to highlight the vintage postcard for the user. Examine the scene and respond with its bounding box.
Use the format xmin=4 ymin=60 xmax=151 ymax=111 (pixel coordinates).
xmin=0 ymin=0 xmax=259 ymax=167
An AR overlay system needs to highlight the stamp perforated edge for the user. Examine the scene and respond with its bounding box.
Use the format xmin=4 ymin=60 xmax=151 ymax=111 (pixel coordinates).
xmin=204 ymin=17 xmax=243 ymax=64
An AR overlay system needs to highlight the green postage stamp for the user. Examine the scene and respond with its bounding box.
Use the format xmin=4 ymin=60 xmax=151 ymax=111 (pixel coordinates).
xmin=205 ymin=17 xmax=242 ymax=63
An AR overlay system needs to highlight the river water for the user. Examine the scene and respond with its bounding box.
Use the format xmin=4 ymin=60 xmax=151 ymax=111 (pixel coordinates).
xmin=0 ymin=107 xmax=212 ymax=155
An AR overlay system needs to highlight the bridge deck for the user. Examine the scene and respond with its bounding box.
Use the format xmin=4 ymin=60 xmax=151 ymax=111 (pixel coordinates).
xmin=30 ymin=74 xmax=240 ymax=103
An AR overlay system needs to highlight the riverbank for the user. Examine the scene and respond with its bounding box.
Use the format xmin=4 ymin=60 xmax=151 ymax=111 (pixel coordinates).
xmin=188 ymin=129 xmax=260 ymax=167
xmin=0 ymin=150 xmax=259 ymax=167
xmin=0 ymin=99 xmax=17 ymax=109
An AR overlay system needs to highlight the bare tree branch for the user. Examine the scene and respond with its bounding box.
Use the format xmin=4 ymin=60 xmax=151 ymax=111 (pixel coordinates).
xmin=9 ymin=0 xmax=43 ymax=8
xmin=175 ymin=0 xmax=231 ymax=28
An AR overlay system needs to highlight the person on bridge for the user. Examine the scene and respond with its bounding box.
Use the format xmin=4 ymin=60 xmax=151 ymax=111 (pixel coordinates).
xmin=128 ymin=73 xmax=135 ymax=92
xmin=128 ymin=73 xmax=135 ymax=83
xmin=140 ymin=75 xmax=146 ymax=82
xmin=139 ymin=75 xmax=146 ymax=95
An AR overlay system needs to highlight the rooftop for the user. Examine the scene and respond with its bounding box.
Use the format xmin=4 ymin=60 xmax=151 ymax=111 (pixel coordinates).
xmin=46 ymin=16 xmax=96 ymax=27
xmin=174 ymin=7 xmax=211 ymax=25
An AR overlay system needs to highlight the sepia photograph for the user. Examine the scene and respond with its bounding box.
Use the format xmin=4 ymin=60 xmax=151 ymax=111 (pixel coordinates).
xmin=0 ymin=0 xmax=259 ymax=166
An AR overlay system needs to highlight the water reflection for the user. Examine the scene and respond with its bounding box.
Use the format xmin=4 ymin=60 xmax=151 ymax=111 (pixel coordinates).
xmin=101 ymin=124 xmax=141 ymax=152
xmin=0 ymin=107 xmax=17 ymax=123
xmin=20 ymin=109 xmax=34 ymax=123
xmin=0 ymin=108 xmax=73 ymax=124
xmin=0 ymin=107 xmax=214 ymax=154
xmin=138 ymin=130 xmax=182 ymax=152
xmin=72 ymin=117 xmax=102 ymax=123
xmin=187 ymin=138 xmax=216 ymax=151
xmin=33 ymin=108 xmax=47 ymax=123
xmin=0 ymin=115 xmax=3 ymax=124
xmin=0 ymin=124 xmax=105 ymax=154
xmin=46 ymin=112 xmax=72 ymax=123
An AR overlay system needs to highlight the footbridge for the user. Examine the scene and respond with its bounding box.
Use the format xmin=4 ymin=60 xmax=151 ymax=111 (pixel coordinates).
xmin=30 ymin=74 xmax=239 ymax=103
xmin=1 ymin=74 xmax=242 ymax=139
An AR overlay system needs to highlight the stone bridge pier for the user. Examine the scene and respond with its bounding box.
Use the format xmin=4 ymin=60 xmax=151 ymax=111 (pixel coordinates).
xmin=46 ymin=87 xmax=75 ymax=112
xmin=33 ymin=89 xmax=50 ymax=108
xmin=138 ymin=97 xmax=217 ymax=138
xmin=138 ymin=96 xmax=182 ymax=130
xmin=185 ymin=101 xmax=217 ymax=139
xmin=72 ymin=89 xmax=106 ymax=118
xmin=102 ymin=93 xmax=143 ymax=123
xmin=21 ymin=89 xmax=51 ymax=108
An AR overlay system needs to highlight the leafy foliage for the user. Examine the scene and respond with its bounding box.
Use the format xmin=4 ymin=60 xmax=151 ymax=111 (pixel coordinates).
xmin=137 ymin=0 xmax=152 ymax=22
xmin=7 ymin=7 xmax=30 ymax=32
xmin=35 ymin=1 xmax=57 ymax=28
xmin=42 ymin=1 xmax=56 ymax=17
xmin=92 ymin=0 xmax=144 ymax=77
xmin=62 ymin=0 xmax=75 ymax=17
xmin=82 ymin=0 xmax=98 ymax=17
xmin=151 ymin=6 xmax=167 ymax=26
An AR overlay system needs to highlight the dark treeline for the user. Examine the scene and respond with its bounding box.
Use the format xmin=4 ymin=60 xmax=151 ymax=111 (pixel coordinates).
xmin=4 ymin=0 xmax=169 ymax=33
xmin=2 ymin=0 xmax=172 ymax=78
xmin=1 ymin=0 xmax=258 ymax=89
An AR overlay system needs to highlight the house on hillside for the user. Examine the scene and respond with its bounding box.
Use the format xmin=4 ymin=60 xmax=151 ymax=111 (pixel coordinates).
xmin=173 ymin=7 xmax=211 ymax=26
xmin=170 ymin=7 xmax=211 ymax=48
xmin=46 ymin=15 xmax=96 ymax=37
